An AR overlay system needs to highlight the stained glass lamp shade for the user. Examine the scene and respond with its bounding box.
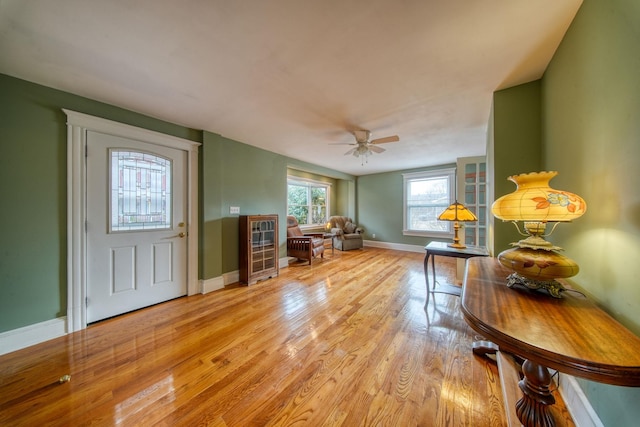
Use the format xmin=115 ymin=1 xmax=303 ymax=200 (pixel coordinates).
xmin=438 ymin=202 xmax=478 ymax=249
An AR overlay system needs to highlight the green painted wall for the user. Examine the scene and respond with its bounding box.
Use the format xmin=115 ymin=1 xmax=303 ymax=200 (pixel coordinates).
xmin=491 ymin=81 xmax=542 ymax=254
xmin=336 ymin=179 xmax=355 ymax=219
xmin=357 ymin=165 xmax=455 ymax=246
xmin=203 ymin=132 xmax=288 ymax=275
xmin=0 ymin=74 xmax=202 ymax=333
xmin=540 ymin=0 xmax=640 ymax=424
xmin=0 ymin=74 xmax=353 ymax=332
xmin=200 ymin=132 xmax=224 ymax=280
xmin=200 ymin=143 xmax=356 ymax=279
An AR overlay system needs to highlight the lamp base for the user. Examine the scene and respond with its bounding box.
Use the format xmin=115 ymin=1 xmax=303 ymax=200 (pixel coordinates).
xmin=447 ymin=242 xmax=467 ymax=249
xmin=505 ymin=273 xmax=567 ymax=298
xmin=447 ymin=221 xmax=467 ymax=249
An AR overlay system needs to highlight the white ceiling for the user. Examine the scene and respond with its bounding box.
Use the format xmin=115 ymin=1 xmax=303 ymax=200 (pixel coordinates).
xmin=0 ymin=0 xmax=582 ymax=176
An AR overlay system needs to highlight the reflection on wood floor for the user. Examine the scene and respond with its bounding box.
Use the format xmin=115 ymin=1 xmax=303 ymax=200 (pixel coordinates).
xmin=1 ymin=247 xmax=513 ymax=426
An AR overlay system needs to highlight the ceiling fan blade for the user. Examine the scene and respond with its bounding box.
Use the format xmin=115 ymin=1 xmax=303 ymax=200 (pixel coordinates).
xmin=369 ymin=145 xmax=385 ymax=153
xmin=370 ymin=135 xmax=399 ymax=145
xmin=329 ymin=142 xmax=356 ymax=146
xmin=345 ymin=147 xmax=357 ymax=156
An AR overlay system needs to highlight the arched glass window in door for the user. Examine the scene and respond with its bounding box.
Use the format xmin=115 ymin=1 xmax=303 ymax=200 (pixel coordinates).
xmin=110 ymin=150 xmax=172 ymax=232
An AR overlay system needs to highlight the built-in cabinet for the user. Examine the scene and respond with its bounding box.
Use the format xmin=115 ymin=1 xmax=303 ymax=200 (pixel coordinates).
xmin=239 ymin=214 xmax=279 ymax=285
xmin=457 ymin=156 xmax=487 ymax=247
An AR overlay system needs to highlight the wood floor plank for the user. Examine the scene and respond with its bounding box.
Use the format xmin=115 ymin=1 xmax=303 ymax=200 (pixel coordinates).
xmin=0 ymin=248 xmax=510 ymax=426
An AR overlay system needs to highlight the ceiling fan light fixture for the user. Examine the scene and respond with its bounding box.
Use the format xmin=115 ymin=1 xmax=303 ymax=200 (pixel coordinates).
xmin=354 ymin=145 xmax=372 ymax=165
xmin=356 ymin=145 xmax=370 ymax=156
xmin=333 ymin=128 xmax=399 ymax=165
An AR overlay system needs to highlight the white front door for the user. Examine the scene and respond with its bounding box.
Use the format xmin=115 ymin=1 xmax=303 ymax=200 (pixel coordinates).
xmin=86 ymin=130 xmax=188 ymax=323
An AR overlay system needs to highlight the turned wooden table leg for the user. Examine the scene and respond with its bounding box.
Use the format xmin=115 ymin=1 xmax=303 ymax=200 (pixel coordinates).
xmin=516 ymin=359 xmax=556 ymax=427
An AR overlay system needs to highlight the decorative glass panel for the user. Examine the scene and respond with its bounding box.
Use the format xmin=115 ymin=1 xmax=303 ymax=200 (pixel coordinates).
xmin=110 ymin=150 xmax=171 ymax=232
xmin=459 ymin=157 xmax=487 ymax=246
xmin=465 ymin=163 xmax=476 ymax=183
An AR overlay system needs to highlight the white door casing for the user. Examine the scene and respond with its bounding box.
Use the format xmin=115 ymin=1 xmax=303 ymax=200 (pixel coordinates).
xmin=65 ymin=110 xmax=200 ymax=332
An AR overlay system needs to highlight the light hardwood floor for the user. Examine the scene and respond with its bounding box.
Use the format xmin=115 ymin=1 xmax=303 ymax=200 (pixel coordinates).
xmin=1 ymin=248 xmax=516 ymax=426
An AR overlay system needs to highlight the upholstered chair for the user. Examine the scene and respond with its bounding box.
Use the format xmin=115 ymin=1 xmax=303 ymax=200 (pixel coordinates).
xmin=286 ymin=216 xmax=325 ymax=264
xmin=328 ymin=216 xmax=364 ymax=251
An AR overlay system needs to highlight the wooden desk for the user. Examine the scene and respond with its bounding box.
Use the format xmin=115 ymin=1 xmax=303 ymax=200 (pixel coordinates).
xmin=462 ymin=257 xmax=640 ymax=427
xmin=423 ymin=241 xmax=489 ymax=306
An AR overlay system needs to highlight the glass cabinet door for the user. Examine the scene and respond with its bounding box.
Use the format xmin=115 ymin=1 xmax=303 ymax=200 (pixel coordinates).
xmin=250 ymin=219 xmax=276 ymax=273
xmin=457 ymin=156 xmax=487 ymax=247
xmin=240 ymin=214 xmax=279 ymax=285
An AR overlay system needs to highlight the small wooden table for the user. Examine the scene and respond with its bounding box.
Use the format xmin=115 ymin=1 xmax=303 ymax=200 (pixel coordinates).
xmin=323 ymin=233 xmax=335 ymax=255
xmin=423 ymin=241 xmax=489 ymax=306
xmin=462 ymin=257 xmax=640 ymax=427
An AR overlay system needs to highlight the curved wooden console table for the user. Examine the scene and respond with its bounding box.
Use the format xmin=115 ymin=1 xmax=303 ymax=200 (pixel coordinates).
xmin=461 ymin=257 xmax=640 ymax=427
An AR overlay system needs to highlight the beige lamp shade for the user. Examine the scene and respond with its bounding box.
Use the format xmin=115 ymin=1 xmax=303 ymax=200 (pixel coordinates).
xmin=438 ymin=202 xmax=478 ymax=222
xmin=491 ymin=171 xmax=586 ymax=222
xmin=492 ymin=171 xmax=587 ymax=298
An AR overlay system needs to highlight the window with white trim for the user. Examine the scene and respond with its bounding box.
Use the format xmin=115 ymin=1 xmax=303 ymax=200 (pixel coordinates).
xmin=287 ymin=178 xmax=330 ymax=226
xmin=403 ymin=168 xmax=455 ymax=237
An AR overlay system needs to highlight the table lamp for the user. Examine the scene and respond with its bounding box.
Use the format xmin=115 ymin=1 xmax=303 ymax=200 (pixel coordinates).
xmin=491 ymin=171 xmax=587 ymax=297
xmin=437 ymin=201 xmax=478 ymax=249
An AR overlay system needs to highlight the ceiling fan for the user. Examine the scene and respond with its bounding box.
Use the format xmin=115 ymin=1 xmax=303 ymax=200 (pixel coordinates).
xmin=331 ymin=130 xmax=400 ymax=164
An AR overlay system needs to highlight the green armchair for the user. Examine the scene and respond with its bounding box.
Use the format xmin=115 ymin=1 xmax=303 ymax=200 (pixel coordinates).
xmin=328 ymin=216 xmax=364 ymax=251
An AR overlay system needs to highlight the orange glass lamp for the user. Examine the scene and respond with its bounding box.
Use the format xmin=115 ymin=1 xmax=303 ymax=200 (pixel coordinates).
xmin=437 ymin=201 xmax=478 ymax=249
xmin=491 ymin=171 xmax=587 ymax=297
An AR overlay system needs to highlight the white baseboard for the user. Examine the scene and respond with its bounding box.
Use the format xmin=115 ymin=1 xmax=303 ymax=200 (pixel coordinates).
xmin=223 ymin=270 xmax=240 ymax=286
xmin=201 ymin=276 xmax=226 ymax=294
xmin=279 ymin=257 xmax=290 ymax=269
xmin=201 ymin=271 xmax=240 ymax=293
xmin=363 ymin=240 xmax=424 ymax=253
xmin=201 ymin=257 xmax=289 ymax=293
xmin=558 ymin=374 xmax=603 ymax=427
xmin=0 ymin=317 xmax=68 ymax=356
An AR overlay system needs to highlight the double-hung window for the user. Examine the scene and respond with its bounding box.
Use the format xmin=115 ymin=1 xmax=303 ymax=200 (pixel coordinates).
xmin=403 ymin=168 xmax=455 ymax=237
xmin=287 ymin=178 xmax=330 ymax=226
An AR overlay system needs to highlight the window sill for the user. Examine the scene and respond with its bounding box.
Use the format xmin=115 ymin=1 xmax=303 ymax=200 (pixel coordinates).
xmin=300 ymin=224 xmax=326 ymax=233
xmin=403 ymin=230 xmax=453 ymax=238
